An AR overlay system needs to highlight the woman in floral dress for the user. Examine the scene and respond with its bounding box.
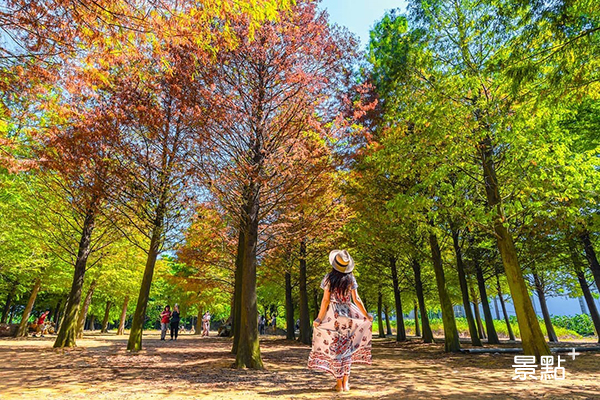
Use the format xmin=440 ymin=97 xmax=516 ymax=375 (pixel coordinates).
xmin=308 ymin=250 xmax=373 ymax=392
xmin=202 ymin=311 xmax=211 ymax=336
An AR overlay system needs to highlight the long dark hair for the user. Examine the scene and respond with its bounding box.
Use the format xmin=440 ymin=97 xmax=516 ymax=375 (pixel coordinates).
xmin=326 ymin=269 xmax=354 ymax=296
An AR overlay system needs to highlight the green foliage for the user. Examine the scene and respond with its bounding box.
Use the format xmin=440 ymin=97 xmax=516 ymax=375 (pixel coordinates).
xmin=374 ymin=317 xmax=584 ymax=340
xmin=551 ymin=314 xmax=597 ymax=337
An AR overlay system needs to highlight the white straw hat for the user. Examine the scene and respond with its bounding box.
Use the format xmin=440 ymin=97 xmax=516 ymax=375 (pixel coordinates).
xmin=329 ymin=250 xmax=355 ymax=274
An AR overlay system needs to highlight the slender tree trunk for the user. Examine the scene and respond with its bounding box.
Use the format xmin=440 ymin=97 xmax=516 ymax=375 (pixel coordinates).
xmin=377 ymin=289 xmax=385 ymax=338
xmin=412 ymin=258 xmax=433 ymax=343
xmin=451 ymin=227 xmax=481 ymax=346
xmin=54 ymin=208 xmax=96 ymax=348
xmin=285 ymin=270 xmax=295 ymax=340
xmin=429 ymin=233 xmax=460 ymax=352
xmin=298 ymin=240 xmax=311 ymax=345
xmin=16 ymin=278 xmax=42 ymax=337
xmin=234 ymin=192 xmax=263 ymax=369
xmin=580 ymin=231 xmax=600 ymax=291
xmin=473 ymin=303 xmax=486 ymax=339
xmin=195 ymin=309 xmax=202 ymax=334
xmin=89 ymin=315 xmax=96 ymax=331
xmin=494 ymin=296 xmax=501 ymax=320
xmin=535 ymin=288 xmax=557 ymax=342
xmin=496 ymin=275 xmax=516 ymax=341
xmin=53 ymin=298 xmax=63 ymax=325
xmin=1 ymin=283 xmax=17 ymax=324
xmin=390 ymin=256 xmax=406 ymax=341
xmin=127 ymin=221 xmax=162 ymax=352
xmin=414 ymin=301 xmax=421 ymax=337
xmin=569 ymin=243 xmax=600 ymax=341
xmin=8 ymin=306 xmax=15 ymax=324
xmin=574 ymin=269 xmax=600 ymax=341
xmin=480 ymin=135 xmax=550 ymax=357
xmin=56 ymin=297 xmax=69 ymax=333
xmin=117 ymin=296 xmax=129 ymax=335
xmin=76 ymin=279 xmax=97 ymax=338
xmin=232 ymin=225 xmax=245 ymax=352
xmin=475 ymin=260 xmax=499 ymax=344
xmin=384 ymin=304 xmax=393 ymax=336
xmin=101 ymin=300 xmax=112 ymax=333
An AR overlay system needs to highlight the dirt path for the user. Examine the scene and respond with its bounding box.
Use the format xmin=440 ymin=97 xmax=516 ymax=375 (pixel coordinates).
xmin=0 ymin=333 xmax=598 ymax=399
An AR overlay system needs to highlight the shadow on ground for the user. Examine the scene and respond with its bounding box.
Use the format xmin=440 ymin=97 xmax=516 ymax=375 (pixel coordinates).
xmin=0 ymin=333 xmax=598 ymax=399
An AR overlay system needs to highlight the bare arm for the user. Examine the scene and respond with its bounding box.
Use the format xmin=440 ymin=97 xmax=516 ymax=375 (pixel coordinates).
xmin=351 ymin=289 xmax=373 ymax=321
xmin=313 ymin=288 xmax=331 ymax=327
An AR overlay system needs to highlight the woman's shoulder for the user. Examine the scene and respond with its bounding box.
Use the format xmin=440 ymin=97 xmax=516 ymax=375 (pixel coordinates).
xmin=320 ymin=273 xmax=330 ymax=289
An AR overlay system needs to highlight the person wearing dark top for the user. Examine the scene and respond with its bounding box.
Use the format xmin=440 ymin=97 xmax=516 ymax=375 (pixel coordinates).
xmin=170 ymin=304 xmax=180 ymax=340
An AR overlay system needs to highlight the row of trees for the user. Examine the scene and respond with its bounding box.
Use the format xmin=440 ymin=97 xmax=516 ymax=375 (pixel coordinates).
xmin=1 ymin=0 xmax=359 ymax=369
xmin=1 ymin=0 xmax=598 ymax=371
xmin=348 ymin=0 xmax=599 ymax=357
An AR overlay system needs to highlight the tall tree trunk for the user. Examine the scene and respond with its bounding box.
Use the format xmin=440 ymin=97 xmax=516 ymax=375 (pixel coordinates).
xmin=412 ymin=258 xmax=433 ymax=343
xmin=285 ymin=270 xmax=295 ymax=340
xmin=569 ymin=244 xmax=600 ymax=341
xmin=16 ymin=278 xmax=42 ymax=337
xmin=76 ymin=279 xmax=97 ymax=339
xmin=89 ymin=315 xmax=96 ymax=331
xmin=390 ymin=256 xmax=406 ymax=341
xmin=232 ymin=225 xmax=245 ymax=352
xmin=56 ymin=297 xmax=69 ymax=333
xmin=1 ymin=283 xmax=17 ymax=324
xmin=473 ymin=302 xmax=486 ymax=339
xmin=429 ymin=233 xmax=460 ymax=352
xmin=451 ymin=226 xmax=481 ymax=346
xmin=480 ymin=135 xmax=550 ymax=357
xmin=573 ymin=266 xmax=600 ymax=341
xmin=496 ymin=275 xmax=516 ymax=341
xmin=580 ymin=231 xmax=600 ymax=291
xmin=8 ymin=306 xmax=15 ymax=324
xmin=530 ymin=270 xmax=557 ymax=343
xmin=298 ymin=240 xmax=311 ymax=345
xmin=127 ymin=219 xmax=163 ymax=351
xmin=384 ymin=304 xmax=393 ymax=336
xmin=377 ymin=289 xmax=385 ymax=338
xmin=475 ymin=260 xmax=499 ymax=344
xmin=54 ymin=208 xmax=96 ymax=348
xmin=53 ymin=298 xmax=63 ymax=325
xmin=470 ymin=283 xmax=486 ymax=339
xmin=117 ymin=296 xmax=129 ymax=335
xmin=234 ymin=192 xmax=263 ymax=369
xmin=494 ymin=296 xmax=501 ymax=320
xmin=101 ymin=300 xmax=112 ymax=333
xmin=414 ymin=302 xmax=421 ymax=337
xmin=195 ymin=309 xmax=202 ymax=335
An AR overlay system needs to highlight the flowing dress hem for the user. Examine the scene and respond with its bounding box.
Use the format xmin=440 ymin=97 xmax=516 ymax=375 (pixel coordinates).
xmin=307 ymin=360 xmax=373 ymax=379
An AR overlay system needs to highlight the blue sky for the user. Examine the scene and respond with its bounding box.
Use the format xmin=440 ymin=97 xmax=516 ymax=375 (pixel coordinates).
xmin=319 ymin=0 xmax=409 ymax=49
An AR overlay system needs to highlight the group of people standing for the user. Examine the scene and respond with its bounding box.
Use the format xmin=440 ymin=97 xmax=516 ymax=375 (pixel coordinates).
xmin=257 ymin=314 xmax=276 ymax=334
xmin=159 ymin=305 xmax=211 ymax=340
xmin=160 ymin=304 xmax=181 ymax=340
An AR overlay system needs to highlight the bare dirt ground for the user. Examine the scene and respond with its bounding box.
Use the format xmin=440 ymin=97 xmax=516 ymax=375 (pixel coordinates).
xmin=0 ymin=332 xmax=599 ymax=400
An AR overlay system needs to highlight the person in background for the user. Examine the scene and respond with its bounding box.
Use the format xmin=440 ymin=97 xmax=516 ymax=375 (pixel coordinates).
xmin=271 ymin=314 xmax=277 ymax=331
xmin=202 ymin=311 xmax=211 ymax=337
xmin=34 ymin=310 xmax=50 ymax=337
xmin=258 ymin=315 xmax=265 ymax=335
xmin=160 ymin=305 xmax=171 ymax=341
xmin=170 ymin=304 xmax=180 ymax=340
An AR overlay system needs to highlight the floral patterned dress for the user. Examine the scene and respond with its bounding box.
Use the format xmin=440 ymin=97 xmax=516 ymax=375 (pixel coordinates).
xmin=307 ymin=273 xmax=372 ymax=379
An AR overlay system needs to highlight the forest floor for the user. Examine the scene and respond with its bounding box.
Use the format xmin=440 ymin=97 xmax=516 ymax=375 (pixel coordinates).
xmin=0 ymin=332 xmax=599 ymax=400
